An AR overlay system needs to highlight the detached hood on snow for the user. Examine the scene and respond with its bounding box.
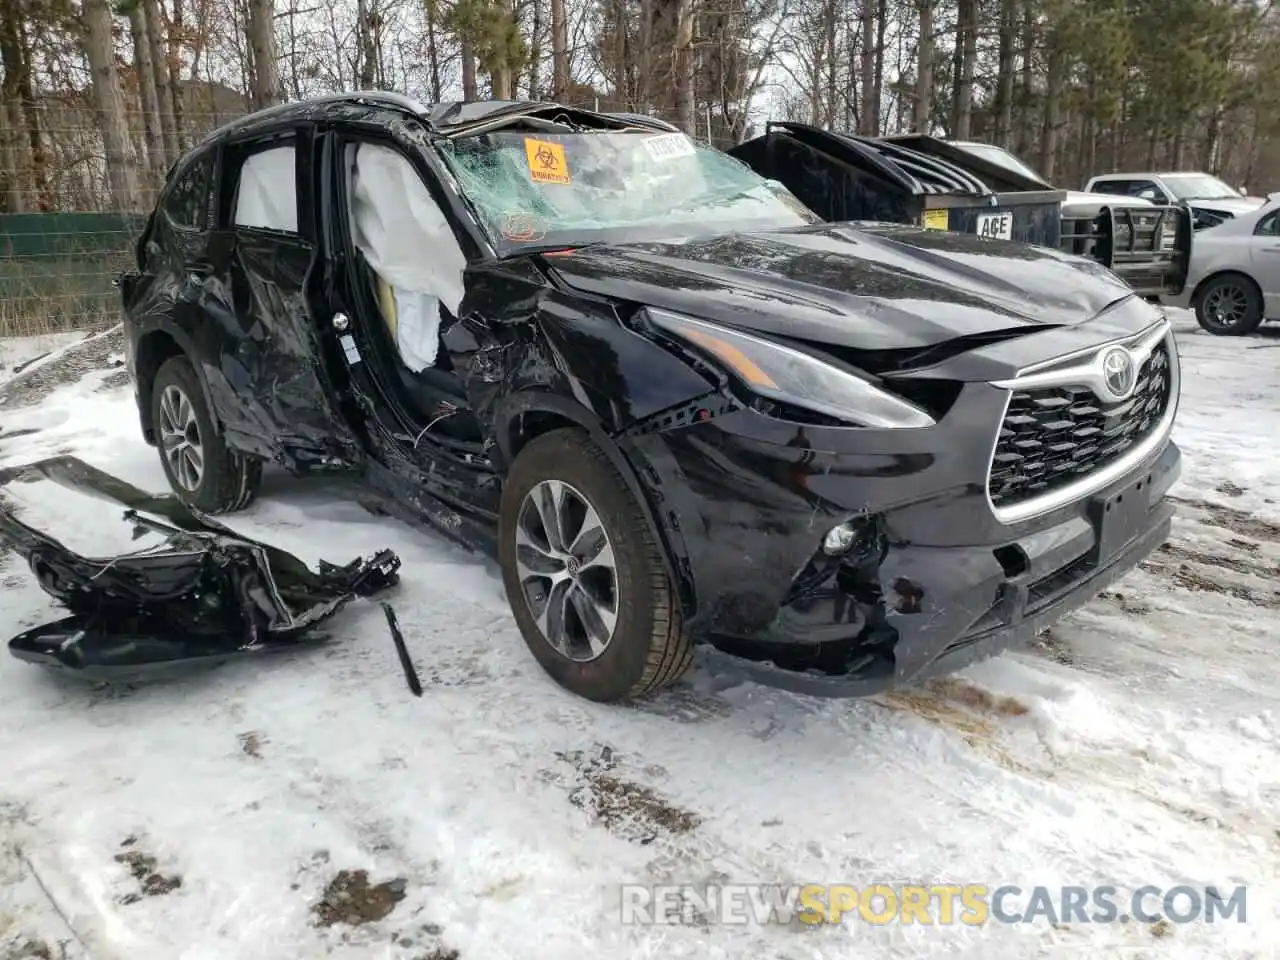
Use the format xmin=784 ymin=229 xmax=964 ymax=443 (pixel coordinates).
xmin=544 ymin=223 xmax=1134 ymax=352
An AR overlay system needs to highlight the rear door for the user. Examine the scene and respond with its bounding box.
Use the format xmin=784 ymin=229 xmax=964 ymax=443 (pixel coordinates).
xmin=1248 ymin=208 xmax=1280 ymax=312
xmin=202 ymin=127 xmax=365 ymax=472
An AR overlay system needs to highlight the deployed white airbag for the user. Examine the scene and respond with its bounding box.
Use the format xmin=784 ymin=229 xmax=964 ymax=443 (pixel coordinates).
xmin=234 ymin=145 xmax=299 ymax=233
xmin=348 ymin=143 xmax=467 ymax=372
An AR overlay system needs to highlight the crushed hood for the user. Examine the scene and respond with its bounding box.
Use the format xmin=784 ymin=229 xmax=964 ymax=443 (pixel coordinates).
xmin=545 ymin=223 xmax=1134 ymax=351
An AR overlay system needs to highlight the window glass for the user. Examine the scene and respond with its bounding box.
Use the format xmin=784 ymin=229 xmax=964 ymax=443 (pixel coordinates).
xmin=1255 ymin=210 xmax=1280 ymax=236
xmin=437 ymin=129 xmax=818 ymax=254
xmin=162 ymin=152 xmax=213 ymax=229
xmin=1090 ymin=180 xmax=1129 ymax=195
xmin=233 ymin=145 xmax=299 ymax=233
xmin=1161 ymin=174 xmax=1240 ymax=201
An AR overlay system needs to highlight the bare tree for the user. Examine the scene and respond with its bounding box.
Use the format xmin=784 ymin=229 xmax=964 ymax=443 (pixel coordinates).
xmin=550 ymin=0 xmax=568 ymax=98
xmin=82 ymin=0 xmax=141 ymax=209
xmin=248 ymin=0 xmax=285 ymax=106
xmin=913 ymin=0 xmax=933 ymax=133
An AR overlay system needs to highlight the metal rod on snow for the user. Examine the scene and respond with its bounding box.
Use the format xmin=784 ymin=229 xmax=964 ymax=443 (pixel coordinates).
xmin=382 ymin=602 xmax=423 ymax=697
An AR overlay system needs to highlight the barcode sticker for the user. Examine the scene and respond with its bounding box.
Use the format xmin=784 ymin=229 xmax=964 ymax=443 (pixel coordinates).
xmin=642 ymin=133 xmax=697 ymax=162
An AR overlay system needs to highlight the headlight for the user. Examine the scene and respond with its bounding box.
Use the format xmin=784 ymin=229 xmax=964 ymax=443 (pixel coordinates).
xmin=647 ymin=308 xmax=935 ymax=429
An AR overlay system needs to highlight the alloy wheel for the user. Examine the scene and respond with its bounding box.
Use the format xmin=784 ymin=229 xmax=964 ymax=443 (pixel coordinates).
xmin=158 ymin=384 xmax=205 ymax=491
xmin=1203 ymin=283 xmax=1250 ymax=330
xmin=514 ymin=479 xmax=619 ymax=662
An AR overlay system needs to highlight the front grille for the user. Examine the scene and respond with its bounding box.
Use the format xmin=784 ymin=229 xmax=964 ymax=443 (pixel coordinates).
xmin=988 ymin=340 xmax=1173 ymax=508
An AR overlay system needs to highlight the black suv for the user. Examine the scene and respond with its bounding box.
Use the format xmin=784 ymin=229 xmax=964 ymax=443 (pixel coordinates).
xmin=120 ymin=93 xmax=1182 ymax=703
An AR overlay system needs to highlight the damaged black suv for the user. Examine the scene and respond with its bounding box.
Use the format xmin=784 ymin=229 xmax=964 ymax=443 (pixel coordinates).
xmin=120 ymin=93 xmax=1182 ymax=703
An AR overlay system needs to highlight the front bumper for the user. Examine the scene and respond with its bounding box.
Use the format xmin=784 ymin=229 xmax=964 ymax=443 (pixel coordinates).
xmin=1109 ymin=260 xmax=1184 ymax=299
xmin=624 ymin=383 xmax=1181 ymax=697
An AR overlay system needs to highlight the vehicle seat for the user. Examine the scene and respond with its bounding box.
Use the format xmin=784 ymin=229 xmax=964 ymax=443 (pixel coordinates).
xmin=367 ymin=268 xmax=481 ymax=441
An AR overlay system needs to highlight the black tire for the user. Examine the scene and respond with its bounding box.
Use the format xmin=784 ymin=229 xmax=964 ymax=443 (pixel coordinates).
xmin=150 ymin=355 xmax=262 ymax=514
xmin=1194 ymin=273 xmax=1265 ymax=336
xmin=498 ymin=428 xmax=692 ymax=702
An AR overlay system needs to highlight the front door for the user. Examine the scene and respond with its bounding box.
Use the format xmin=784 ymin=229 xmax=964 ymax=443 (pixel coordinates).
xmin=201 ymin=128 xmax=365 ymax=472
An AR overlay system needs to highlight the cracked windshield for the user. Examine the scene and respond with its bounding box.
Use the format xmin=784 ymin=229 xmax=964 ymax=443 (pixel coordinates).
xmin=438 ymin=129 xmax=818 ymax=252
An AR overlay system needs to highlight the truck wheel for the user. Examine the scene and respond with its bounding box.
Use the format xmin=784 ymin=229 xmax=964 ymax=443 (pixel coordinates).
xmin=498 ymin=428 xmax=692 ymax=703
xmin=151 ymin=355 xmax=262 ymax=514
xmin=1194 ymin=273 xmax=1264 ymax=335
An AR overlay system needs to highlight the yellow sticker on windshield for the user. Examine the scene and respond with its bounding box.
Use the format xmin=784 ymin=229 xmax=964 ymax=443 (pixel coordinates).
xmin=524 ymin=138 xmax=571 ymax=184
xmin=922 ymin=208 xmax=949 ymax=230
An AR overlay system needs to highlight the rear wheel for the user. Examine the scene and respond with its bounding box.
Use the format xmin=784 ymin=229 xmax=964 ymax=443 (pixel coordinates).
xmin=1194 ymin=273 xmax=1265 ymax=336
xmin=498 ymin=428 xmax=691 ymax=702
xmin=151 ymin=355 xmax=262 ymax=514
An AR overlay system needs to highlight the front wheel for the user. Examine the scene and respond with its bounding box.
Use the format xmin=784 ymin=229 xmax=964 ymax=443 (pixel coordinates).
xmin=150 ymin=355 xmax=262 ymax=514
xmin=497 ymin=428 xmax=692 ymax=702
xmin=1194 ymin=274 xmax=1265 ymax=336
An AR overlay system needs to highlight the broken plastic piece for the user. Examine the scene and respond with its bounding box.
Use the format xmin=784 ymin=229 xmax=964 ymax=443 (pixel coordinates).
xmin=0 ymin=456 xmax=402 ymax=681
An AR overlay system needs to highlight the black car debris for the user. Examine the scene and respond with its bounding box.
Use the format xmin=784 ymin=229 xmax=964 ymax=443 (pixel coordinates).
xmin=728 ymin=123 xmax=1193 ymax=300
xmin=0 ymin=455 xmax=403 ymax=682
xmin=118 ymin=92 xmax=1182 ymax=703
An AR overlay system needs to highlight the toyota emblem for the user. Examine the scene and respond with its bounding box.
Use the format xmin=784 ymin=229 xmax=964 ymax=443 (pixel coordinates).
xmin=1101 ymin=347 xmax=1136 ymax=399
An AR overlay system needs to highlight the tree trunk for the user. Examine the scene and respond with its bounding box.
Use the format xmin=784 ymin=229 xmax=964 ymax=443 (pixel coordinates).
xmin=126 ymin=4 xmax=165 ymax=184
xmin=913 ymin=0 xmax=933 ymax=133
xmin=167 ymin=0 xmax=187 ymax=151
xmin=356 ymin=0 xmax=376 ymax=88
xmin=0 ymin=0 xmax=29 ymax=211
xmin=141 ymin=0 xmax=177 ymax=166
xmin=424 ymin=0 xmax=442 ymax=100
xmin=871 ymin=0 xmax=885 ymax=134
xmin=247 ymin=0 xmax=283 ymax=107
xmin=952 ymin=0 xmax=976 ymax=140
xmin=550 ymin=0 xmax=568 ymax=100
xmin=1039 ymin=44 xmax=1064 ymax=181
xmin=1015 ymin=0 xmax=1034 ymax=156
xmin=460 ymin=39 xmax=477 ymax=100
xmin=491 ymin=65 xmax=513 ymax=99
xmin=526 ymin=0 xmax=542 ymax=98
xmin=1202 ymin=107 xmax=1222 ymax=172
xmin=0 ymin=96 xmax=25 ymax=212
xmin=823 ymin=0 xmax=837 ymax=127
xmin=636 ymin=0 xmax=652 ymax=109
xmin=857 ymin=0 xmax=876 ymax=134
xmin=1 ymin=2 xmax=50 ymax=210
xmin=673 ymin=0 xmax=695 ymax=133
xmin=992 ymin=0 xmax=1015 ymax=147
xmin=83 ymin=0 xmax=141 ymax=210
xmin=614 ymin=0 xmax=627 ymax=104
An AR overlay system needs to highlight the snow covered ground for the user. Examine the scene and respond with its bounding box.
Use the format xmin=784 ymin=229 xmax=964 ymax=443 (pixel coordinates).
xmin=0 ymin=312 xmax=1277 ymax=960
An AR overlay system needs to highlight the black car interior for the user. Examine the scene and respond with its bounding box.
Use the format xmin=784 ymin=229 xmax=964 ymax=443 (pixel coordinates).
xmin=335 ymin=138 xmax=482 ymax=442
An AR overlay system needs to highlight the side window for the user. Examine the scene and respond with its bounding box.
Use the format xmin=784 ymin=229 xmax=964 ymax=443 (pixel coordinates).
xmin=1091 ymin=179 xmax=1127 ymax=196
xmin=1255 ymin=211 xmax=1280 ymax=236
xmin=161 ymin=152 xmax=213 ymax=229
xmin=1132 ymin=180 xmax=1164 ymax=200
xmin=232 ymin=143 xmax=299 ymax=234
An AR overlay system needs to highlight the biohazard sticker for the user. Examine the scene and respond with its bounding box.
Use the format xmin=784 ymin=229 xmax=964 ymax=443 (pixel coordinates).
xmin=524 ymin=138 xmax=571 ymax=184
xmin=641 ymin=132 xmax=696 ymax=162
